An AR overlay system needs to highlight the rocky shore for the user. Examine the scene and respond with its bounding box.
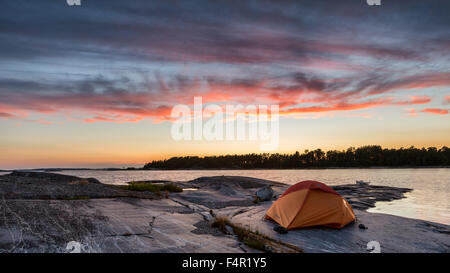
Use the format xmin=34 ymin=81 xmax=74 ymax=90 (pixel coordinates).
xmin=0 ymin=172 xmax=448 ymax=253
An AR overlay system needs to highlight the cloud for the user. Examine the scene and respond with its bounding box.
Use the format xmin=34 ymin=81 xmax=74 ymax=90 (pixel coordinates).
xmin=395 ymin=95 xmax=432 ymax=105
xmin=0 ymin=1 xmax=449 ymax=123
xmin=281 ymin=99 xmax=388 ymax=114
xmin=367 ymin=73 xmax=450 ymax=95
xmin=0 ymin=71 xmax=443 ymax=124
xmin=0 ymin=112 xmax=15 ymax=118
xmin=279 ymin=95 xmax=431 ymax=116
xmin=1 ymin=0 xmax=448 ymax=66
xmin=445 ymin=96 xmax=450 ymax=104
xmin=408 ymin=109 xmax=418 ymax=117
xmin=421 ymin=108 xmax=448 ymax=115
xmin=83 ymin=115 xmax=144 ymax=124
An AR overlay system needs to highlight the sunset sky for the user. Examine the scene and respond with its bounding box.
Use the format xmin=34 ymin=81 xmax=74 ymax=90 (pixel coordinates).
xmin=1 ymin=0 xmax=449 ymax=169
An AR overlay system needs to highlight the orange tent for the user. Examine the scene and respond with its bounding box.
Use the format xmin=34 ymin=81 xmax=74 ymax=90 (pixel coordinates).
xmin=265 ymin=180 xmax=355 ymax=229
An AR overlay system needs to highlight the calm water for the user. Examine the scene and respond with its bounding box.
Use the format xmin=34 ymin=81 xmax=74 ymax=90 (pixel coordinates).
xmin=56 ymin=168 xmax=450 ymax=225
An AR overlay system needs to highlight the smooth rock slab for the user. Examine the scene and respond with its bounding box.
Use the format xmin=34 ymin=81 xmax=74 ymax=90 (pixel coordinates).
xmin=215 ymin=202 xmax=450 ymax=253
xmin=71 ymin=198 xmax=245 ymax=253
xmin=0 ymin=198 xmax=245 ymax=253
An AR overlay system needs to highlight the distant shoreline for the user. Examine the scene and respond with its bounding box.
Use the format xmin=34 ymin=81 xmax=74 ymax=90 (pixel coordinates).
xmin=3 ymin=166 xmax=449 ymax=172
xmin=142 ymin=166 xmax=450 ymax=171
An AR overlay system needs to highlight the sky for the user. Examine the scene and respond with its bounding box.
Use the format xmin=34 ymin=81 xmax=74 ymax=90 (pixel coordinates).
xmin=0 ymin=0 xmax=449 ymax=169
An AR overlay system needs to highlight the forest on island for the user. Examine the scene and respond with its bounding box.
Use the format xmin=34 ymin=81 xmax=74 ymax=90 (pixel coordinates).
xmin=144 ymin=145 xmax=450 ymax=169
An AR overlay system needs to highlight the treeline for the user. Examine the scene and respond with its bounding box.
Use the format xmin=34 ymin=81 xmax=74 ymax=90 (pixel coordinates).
xmin=143 ymin=146 xmax=450 ymax=169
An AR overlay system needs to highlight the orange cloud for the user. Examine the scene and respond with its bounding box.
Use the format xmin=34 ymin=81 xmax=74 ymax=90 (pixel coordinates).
xmin=445 ymin=96 xmax=450 ymax=104
xmin=408 ymin=109 xmax=418 ymax=117
xmin=421 ymin=108 xmax=448 ymax=115
xmin=0 ymin=72 xmax=445 ymax=124
xmin=395 ymin=95 xmax=431 ymax=105
xmin=83 ymin=115 xmax=144 ymax=124
xmin=279 ymin=95 xmax=431 ymax=116
xmin=280 ymin=99 xmax=389 ymax=114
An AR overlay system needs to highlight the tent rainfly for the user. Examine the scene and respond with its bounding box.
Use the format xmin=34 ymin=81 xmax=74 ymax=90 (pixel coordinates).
xmin=265 ymin=180 xmax=356 ymax=229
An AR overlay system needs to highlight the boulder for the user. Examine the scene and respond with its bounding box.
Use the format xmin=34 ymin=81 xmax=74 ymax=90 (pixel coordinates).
xmin=273 ymin=225 xmax=288 ymax=234
xmin=86 ymin=178 xmax=101 ymax=184
xmin=358 ymin=223 xmax=368 ymax=230
xmin=254 ymin=186 xmax=274 ymax=201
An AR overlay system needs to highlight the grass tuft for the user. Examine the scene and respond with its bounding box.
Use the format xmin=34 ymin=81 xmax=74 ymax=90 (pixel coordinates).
xmin=243 ymin=237 xmax=266 ymax=251
xmin=211 ymin=217 xmax=230 ymax=234
xmin=69 ymin=179 xmax=90 ymax=185
xmin=210 ymin=216 xmax=303 ymax=253
xmin=120 ymin=182 xmax=183 ymax=194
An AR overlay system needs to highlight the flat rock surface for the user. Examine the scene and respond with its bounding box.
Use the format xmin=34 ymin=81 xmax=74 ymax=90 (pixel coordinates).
xmin=215 ymin=203 xmax=450 ymax=253
xmin=0 ymin=171 xmax=157 ymax=200
xmin=0 ymin=197 xmax=247 ymax=253
xmin=332 ymin=184 xmax=412 ymax=210
xmin=77 ymin=198 xmax=246 ymax=253
xmin=173 ymin=176 xmax=285 ymax=209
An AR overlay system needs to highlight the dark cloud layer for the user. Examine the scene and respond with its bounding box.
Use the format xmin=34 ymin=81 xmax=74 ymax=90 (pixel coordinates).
xmin=0 ymin=0 xmax=449 ymax=123
xmin=1 ymin=0 xmax=449 ymax=62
